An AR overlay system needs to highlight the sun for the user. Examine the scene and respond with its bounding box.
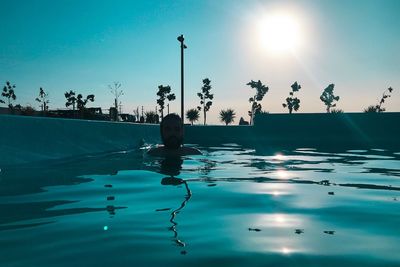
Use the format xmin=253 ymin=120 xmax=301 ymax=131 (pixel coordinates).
xmin=258 ymin=12 xmax=302 ymax=54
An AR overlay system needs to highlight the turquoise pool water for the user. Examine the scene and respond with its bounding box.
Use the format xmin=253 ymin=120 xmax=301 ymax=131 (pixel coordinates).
xmin=1 ymin=145 xmax=399 ymax=266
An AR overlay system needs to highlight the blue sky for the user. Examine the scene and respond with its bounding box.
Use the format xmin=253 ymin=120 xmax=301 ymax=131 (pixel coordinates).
xmin=1 ymin=0 xmax=399 ymax=124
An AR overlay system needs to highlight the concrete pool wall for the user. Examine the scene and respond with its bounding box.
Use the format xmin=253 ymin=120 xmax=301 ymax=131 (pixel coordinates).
xmin=0 ymin=113 xmax=399 ymax=166
xmin=186 ymin=112 xmax=400 ymax=148
xmin=0 ymin=115 xmax=159 ymax=166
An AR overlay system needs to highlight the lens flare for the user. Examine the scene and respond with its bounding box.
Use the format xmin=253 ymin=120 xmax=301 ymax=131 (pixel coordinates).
xmin=258 ymin=12 xmax=302 ymax=54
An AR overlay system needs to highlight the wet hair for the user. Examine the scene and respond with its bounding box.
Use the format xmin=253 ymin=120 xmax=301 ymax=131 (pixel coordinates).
xmin=160 ymin=113 xmax=183 ymax=148
xmin=160 ymin=113 xmax=182 ymax=130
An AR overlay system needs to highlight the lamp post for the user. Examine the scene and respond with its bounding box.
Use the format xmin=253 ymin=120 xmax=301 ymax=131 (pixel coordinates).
xmin=177 ymin=34 xmax=187 ymax=125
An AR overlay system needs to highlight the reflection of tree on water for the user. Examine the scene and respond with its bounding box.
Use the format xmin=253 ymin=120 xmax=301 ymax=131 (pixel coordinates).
xmin=159 ymin=157 xmax=192 ymax=254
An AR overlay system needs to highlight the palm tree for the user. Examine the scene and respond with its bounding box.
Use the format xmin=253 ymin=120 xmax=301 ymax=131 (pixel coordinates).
xmin=219 ymin=108 xmax=236 ymax=125
xmin=186 ymin=108 xmax=200 ymax=125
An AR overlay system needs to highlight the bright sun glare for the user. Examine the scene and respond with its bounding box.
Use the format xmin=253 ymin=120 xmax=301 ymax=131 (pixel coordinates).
xmin=258 ymin=12 xmax=302 ymax=54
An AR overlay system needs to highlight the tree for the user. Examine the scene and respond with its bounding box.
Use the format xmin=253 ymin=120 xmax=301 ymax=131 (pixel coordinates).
xmin=20 ymin=105 xmax=36 ymax=116
xmin=219 ymin=108 xmax=236 ymax=125
xmin=197 ymin=78 xmax=213 ymax=125
xmin=364 ymin=105 xmax=378 ymax=113
xmin=157 ymin=85 xmax=175 ymax=119
xmin=109 ymin=82 xmax=123 ymax=117
xmin=247 ymin=80 xmax=269 ymax=125
xmin=76 ymin=94 xmax=95 ymax=110
xmin=330 ymin=108 xmax=344 ymax=113
xmin=186 ymin=108 xmax=200 ymax=125
xmin=35 ymin=87 xmax=49 ymax=112
xmin=65 ymin=90 xmax=77 ymax=111
xmin=145 ymin=111 xmax=158 ymax=124
xmin=65 ymin=91 xmax=95 ymax=114
xmin=320 ymin=84 xmax=340 ymax=113
xmin=282 ymin=82 xmax=301 ymax=114
xmin=1 ymin=81 xmax=17 ymax=109
xmin=364 ymin=87 xmax=394 ymax=113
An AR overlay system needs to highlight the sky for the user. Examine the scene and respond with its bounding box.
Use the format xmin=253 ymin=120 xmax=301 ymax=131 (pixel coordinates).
xmin=1 ymin=0 xmax=399 ymax=124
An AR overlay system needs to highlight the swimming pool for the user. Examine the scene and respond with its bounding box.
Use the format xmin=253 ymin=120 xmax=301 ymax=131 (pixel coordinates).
xmin=1 ymin=144 xmax=399 ymax=266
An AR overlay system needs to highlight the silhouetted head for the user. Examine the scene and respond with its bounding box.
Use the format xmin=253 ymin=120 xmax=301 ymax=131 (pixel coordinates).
xmin=160 ymin=113 xmax=183 ymax=149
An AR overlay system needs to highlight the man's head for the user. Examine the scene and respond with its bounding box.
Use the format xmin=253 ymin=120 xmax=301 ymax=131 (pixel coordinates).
xmin=160 ymin=113 xmax=183 ymax=149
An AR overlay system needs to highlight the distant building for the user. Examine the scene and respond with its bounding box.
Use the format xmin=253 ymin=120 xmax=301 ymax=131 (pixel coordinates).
xmin=119 ymin=113 xmax=136 ymax=122
xmin=0 ymin=107 xmax=9 ymax=115
xmin=0 ymin=106 xmax=138 ymax=122
xmin=109 ymin=107 xmax=118 ymax=121
xmin=47 ymin=107 xmax=108 ymax=120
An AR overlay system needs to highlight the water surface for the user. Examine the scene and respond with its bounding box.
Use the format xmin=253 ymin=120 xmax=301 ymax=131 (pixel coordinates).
xmin=1 ymin=144 xmax=399 ymax=266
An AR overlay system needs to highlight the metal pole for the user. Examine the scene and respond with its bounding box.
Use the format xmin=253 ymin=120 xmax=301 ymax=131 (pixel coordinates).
xmin=177 ymin=35 xmax=186 ymax=125
xmin=180 ymin=38 xmax=184 ymax=125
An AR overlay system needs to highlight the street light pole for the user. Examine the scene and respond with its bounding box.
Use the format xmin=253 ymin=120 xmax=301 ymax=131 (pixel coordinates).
xmin=177 ymin=34 xmax=187 ymax=125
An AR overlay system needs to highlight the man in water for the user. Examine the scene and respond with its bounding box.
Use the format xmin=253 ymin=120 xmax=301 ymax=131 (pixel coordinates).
xmin=147 ymin=113 xmax=202 ymax=157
